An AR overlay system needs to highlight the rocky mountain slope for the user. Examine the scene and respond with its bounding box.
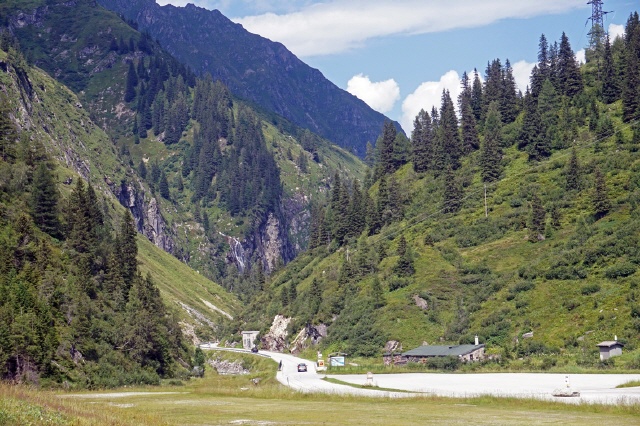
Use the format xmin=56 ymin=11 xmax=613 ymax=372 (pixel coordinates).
xmin=96 ymin=0 xmax=401 ymax=156
xmin=1 ymin=0 xmax=367 ymax=299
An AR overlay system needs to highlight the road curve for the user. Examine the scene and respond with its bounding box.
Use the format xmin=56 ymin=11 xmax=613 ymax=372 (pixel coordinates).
xmin=201 ymin=345 xmax=640 ymax=404
xmin=200 ymin=345 xmax=410 ymax=398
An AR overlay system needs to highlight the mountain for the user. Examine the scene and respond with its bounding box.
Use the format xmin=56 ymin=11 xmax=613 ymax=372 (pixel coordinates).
xmin=237 ymin=21 xmax=640 ymax=369
xmin=0 ymin=41 xmax=241 ymax=386
xmin=96 ymin=0 xmax=400 ymax=157
xmin=1 ymin=0 xmax=367 ymax=299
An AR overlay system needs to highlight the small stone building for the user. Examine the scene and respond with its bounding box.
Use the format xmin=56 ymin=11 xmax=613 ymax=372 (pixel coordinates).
xmin=241 ymin=331 xmax=260 ymax=350
xmin=596 ymin=340 xmax=624 ymax=361
xmin=403 ymin=343 xmax=485 ymax=363
xmin=384 ymin=342 xmax=485 ymax=365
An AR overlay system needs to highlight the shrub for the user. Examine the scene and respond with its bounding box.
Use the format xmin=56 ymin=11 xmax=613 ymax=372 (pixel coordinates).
xmin=388 ymin=277 xmax=409 ymax=291
xmin=604 ymin=263 xmax=637 ymax=279
xmin=580 ymin=283 xmax=601 ymax=295
xmin=425 ymin=356 xmax=461 ymax=371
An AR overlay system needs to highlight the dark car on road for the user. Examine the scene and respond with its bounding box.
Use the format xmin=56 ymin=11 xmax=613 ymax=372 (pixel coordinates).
xmin=297 ymin=363 xmax=307 ymax=372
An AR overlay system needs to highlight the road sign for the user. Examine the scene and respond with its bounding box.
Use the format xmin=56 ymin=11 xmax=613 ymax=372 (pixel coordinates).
xmin=329 ymin=356 xmax=345 ymax=367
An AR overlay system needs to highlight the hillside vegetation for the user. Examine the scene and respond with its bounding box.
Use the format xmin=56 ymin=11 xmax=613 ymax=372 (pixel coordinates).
xmin=1 ymin=0 xmax=366 ymax=296
xmin=240 ymin=14 xmax=640 ymax=371
xmin=0 ymin=38 xmax=247 ymax=386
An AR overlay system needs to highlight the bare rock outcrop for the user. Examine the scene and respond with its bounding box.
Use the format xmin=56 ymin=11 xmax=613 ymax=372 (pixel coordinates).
xmin=260 ymin=315 xmax=291 ymax=352
xmin=290 ymin=323 xmax=327 ymax=354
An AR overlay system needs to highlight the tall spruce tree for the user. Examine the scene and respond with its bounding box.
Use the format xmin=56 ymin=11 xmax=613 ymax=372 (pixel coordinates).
xmin=0 ymin=93 xmax=17 ymax=161
xmin=565 ymin=146 xmax=581 ymax=191
xmin=557 ymin=32 xmax=583 ymax=97
xmin=520 ymin=90 xmax=550 ymax=161
xmin=471 ymin=69 xmax=484 ymax=122
xmin=376 ymin=121 xmax=399 ymax=177
xmin=159 ymin=172 xmax=170 ymax=199
xmin=602 ymin=35 xmax=620 ymax=104
xmin=124 ymin=61 xmax=138 ymax=103
xmin=30 ymin=162 xmax=60 ymax=238
xmin=459 ymin=72 xmax=480 ymax=153
xmin=501 ymin=59 xmax=519 ymax=123
xmin=622 ymin=13 xmax=640 ymax=122
xmin=481 ymin=102 xmax=502 ymax=182
xmin=438 ymin=90 xmax=462 ymax=170
xmin=442 ymin=164 xmax=462 ymax=213
xmin=393 ymin=234 xmax=414 ymax=277
xmin=119 ymin=210 xmax=138 ymax=287
xmin=592 ymin=166 xmax=611 ymax=219
xmin=411 ymin=109 xmax=432 ymax=172
xmin=529 ymin=192 xmax=546 ymax=242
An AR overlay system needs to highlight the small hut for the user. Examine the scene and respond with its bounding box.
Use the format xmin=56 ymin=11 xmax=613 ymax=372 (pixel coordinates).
xmin=596 ymin=340 xmax=624 ymax=361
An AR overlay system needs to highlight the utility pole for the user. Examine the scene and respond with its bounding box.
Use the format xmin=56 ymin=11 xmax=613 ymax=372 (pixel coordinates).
xmin=587 ymin=1 xmax=612 ymax=53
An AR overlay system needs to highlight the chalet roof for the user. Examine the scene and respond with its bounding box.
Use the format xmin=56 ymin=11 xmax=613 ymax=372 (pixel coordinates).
xmin=403 ymin=344 xmax=484 ymax=357
xmin=596 ymin=341 xmax=624 ymax=348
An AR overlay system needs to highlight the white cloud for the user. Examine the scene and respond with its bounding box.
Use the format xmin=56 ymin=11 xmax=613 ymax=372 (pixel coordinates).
xmin=511 ymin=60 xmax=535 ymax=93
xmin=609 ymin=23 xmax=625 ymax=41
xmin=346 ymin=74 xmax=400 ymax=114
xmin=576 ymin=49 xmax=586 ymax=64
xmin=400 ymin=70 xmax=462 ymax=133
xmin=233 ymin=0 xmax=585 ymax=57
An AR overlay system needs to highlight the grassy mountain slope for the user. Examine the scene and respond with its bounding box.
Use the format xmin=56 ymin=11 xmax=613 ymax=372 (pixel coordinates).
xmin=240 ymin=35 xmax=640 ymax=370
xmin=0 ymin=43 xmax=239 ymax=345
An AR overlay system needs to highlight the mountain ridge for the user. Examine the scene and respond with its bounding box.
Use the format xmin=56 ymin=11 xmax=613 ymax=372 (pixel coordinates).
xmin=97 ymin=0 xmax=402 ymax=156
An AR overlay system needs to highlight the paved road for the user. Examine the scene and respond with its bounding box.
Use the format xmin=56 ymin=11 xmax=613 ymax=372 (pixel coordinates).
xmin=201 ymin=345 xmax=640 ymax=404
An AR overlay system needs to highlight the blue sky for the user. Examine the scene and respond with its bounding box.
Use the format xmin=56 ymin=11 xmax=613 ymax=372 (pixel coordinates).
xmin=158 ymin=0 xmax=637 ymax=133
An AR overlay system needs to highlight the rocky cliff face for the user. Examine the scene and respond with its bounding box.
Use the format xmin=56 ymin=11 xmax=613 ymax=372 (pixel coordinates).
xmin=223 ymin=205 xmax=296 ymax=275
xmin=96 ymin=0 xmax=402 ymax=156
xmin=115 ymin=180 xmax=174 ymax=253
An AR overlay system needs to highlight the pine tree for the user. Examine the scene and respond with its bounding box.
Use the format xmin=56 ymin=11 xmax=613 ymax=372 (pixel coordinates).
xmin=119 ymin=210 xmax=138 ymax=287
xmin=138 ymin=160 xmax=147 ymax=179
xmin=411 ymin=109 xmax=432 ymax=172
xmin=565 ymin=146 xmax=580 ymax=191
xmin=159 ymin=172 xmax=170 ymax=199
xmin=376 ymin=121 xmax=398 ymax=177
xmin=124 ymin=61 xmax=137 ymax=103
xmin=592 ymin=166 xmax=611 ymax=219
xmin=483 ymin=59 xmax=503 ymax=113
xmin=557 ymin=32 xmax=583 ymax=97
xmin=602 ymin=35 xmax=620 ymax=104
xmin=481 ymin=102 xmax=502 ymax=182
xmin=438 ymin=90 xmax=462 ymax=170
xmin=622 ymin=13 xmax=640 ymax=122
xmin=442 ymin=165 xmax=462 ymax=213
xmin=0 ymin=93 xmax=17 ymax=161
xmin=371 ymin=277 xmax=384 ymax=309
xmin=459 ymin=73 xmax=480 ymax=154
xmin=393 ymin=234 xmax=414 ymax=277
xmin=531 ymin=34 xmax=550 ymax=97
xmin=501 ymin=59 xmax=519 ymax=123
xmin=30 ymin=162 xmax=60 ymax=238
xmin=471 ymin=69 xmax=483 ymax=122
xmin=520 ymin=90 xmax=550 ymax=161
xmin=529 ymin=192 xmax=546 ymax=242
xmin=308 ymin=278 xmax=322 ymax=316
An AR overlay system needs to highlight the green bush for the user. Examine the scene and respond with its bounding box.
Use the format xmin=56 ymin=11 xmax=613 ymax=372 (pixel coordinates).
xmin=388 ymin=277 xmax=409 ymax=291
xmin=425 ymin=356 xmax=460 ymax=371
xmin=580 ymin=283 xmax=601 ymax=295
xmin=604 ymin=263 xmax=637 ymax=279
